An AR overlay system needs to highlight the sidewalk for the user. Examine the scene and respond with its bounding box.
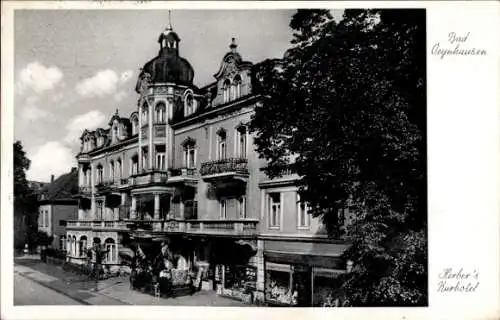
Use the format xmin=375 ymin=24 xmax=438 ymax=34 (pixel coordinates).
xmin=14 ymin=256 xmax=247 ymax=306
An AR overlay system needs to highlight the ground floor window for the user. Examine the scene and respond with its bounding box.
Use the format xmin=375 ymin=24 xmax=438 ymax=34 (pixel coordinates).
xmin=265 ymin=263 xmax=298 ymax=306
xmin=59 ymin=235 xmax=66 ymax=251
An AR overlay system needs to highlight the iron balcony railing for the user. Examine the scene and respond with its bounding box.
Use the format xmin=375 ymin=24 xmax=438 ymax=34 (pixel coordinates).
xmin=169 ymin=167 xmax=197 ymax=177
xmin=199 ymin=158 xmax=248 ymax=176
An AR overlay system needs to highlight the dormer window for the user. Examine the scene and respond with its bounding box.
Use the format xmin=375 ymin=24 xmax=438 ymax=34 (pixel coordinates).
xmin=112 ymin=126 xmax=119 ymax=142
xmin=223 ymin=79 xmax=231 ymax=103
xmin=155 ymin=102 xmax=166 ymax=123
xmin=184 ymin=93 xmax=195 ymax=116
xmin=233 ymin=75 xmax=242 ymax=100
xmin=131 ymin=116 xmax=138 ymax=135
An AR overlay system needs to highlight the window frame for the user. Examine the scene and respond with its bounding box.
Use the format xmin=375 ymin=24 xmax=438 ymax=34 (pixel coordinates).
xmin=296 ymin=193 xmax=311 ymax=229
xmin=237 ymin=196 xmax=247 ymax=219
xmin=268 ymin=192 xmax=282 ymax=229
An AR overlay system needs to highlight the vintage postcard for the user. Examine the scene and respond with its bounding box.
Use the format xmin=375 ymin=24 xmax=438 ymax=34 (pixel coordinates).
xmin=1 ymin=1 xmax=498 ymax=320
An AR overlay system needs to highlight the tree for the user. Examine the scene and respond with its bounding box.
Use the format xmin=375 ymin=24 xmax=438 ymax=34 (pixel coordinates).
xmin=13 ymin=141 xmax=39 ymax=251
xmin=249 ymin=9 xmax=427 ymax=306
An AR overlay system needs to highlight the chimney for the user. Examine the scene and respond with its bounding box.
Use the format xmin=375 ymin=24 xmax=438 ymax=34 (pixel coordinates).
xmin=51 ymin=175 xmax=55 ymax=183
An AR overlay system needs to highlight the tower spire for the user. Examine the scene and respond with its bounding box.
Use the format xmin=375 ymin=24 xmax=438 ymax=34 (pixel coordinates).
xmin=167 ymin=10 xmax=172 ymax=30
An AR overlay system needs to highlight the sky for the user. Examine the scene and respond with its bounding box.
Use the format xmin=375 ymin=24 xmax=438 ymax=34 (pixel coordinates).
xmin=14 ymin=9 xmax=343 ymax=182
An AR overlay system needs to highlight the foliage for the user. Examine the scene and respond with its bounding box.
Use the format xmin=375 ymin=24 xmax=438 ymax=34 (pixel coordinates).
xmin=249 ymin=9 xmax=427 ymax=306
xmin=13 ymin=141 xmax=39 ymax=250
xmin=34 ymin=230 xmax=54 ymax=247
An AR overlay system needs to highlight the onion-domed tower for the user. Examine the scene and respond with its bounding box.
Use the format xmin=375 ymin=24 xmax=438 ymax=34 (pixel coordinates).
xmin=134 ymin=13 xmax=198 ymax=176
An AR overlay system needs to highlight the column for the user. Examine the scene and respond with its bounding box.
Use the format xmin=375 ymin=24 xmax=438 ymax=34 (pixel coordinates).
xmin=130 ymin=195 xmax=137 ymax=220
xmin=148 ymin=98 xmax=154 ymax=169
xmin=154 ymin=193 xmax=160 ymax=220
xmin=91 ymin=163 xmax=96 ymax=220
xmin=138 ymin=103 xmax=143 ymax=171
xmin=255 ymin=239 xmax=265 ymax=303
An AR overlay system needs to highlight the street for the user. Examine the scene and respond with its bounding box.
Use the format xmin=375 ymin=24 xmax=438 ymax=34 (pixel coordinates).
xmin=14 ymin=273 xmax=83 ymax=305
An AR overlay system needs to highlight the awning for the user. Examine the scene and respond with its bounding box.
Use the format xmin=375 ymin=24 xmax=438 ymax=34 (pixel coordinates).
xmin=118 ymin=247 xmax=135 ymax=259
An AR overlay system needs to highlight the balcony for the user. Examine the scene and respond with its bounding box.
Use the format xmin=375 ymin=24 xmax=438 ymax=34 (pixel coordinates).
xmin=95 ymin=181 xmax=115 ymax=194
xmin=200 ymin=158 xmax=249 ymax=186
xmin=131 ymin=170 xmax=168 ymax=187
xmin=66 ymin=220 xmax=127 ymax=231
xmin=185 ymin=219 xmax=258 ymax=237
xmin=78 ymin=186 xmax=92 ymax=197
xmin=167 ymin=167 xmax=198 ymax=187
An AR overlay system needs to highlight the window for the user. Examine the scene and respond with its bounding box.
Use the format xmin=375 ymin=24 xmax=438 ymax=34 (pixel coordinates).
xmin=268 ymin=192 xmax=281 ymax=228
xmin=183 ymin=142 xmax=196 ymax=168
xmin=217 ymin=130 xmax=227 ymax=160
xmin=116 ymin=159 xmax=122 ymax=179
xmin=237 ymin=196 xmax=246 ymax=218
xmin=236 ymin=126 xmax=247 ymax=158
xmin=142 ymin=149 xmax=148 ymax=170
xmin=156 ymin=150 xmax=166 ymax=170
xmin=96 ymin=201 xmax=104 ymax=220
xmin=297 ymin=193 xmax=310 ymax=228
xmin=142 ymin=103 xmax=148 ymax=125
xmin=59 ymin=220 xmax=67 ymax=226
xmin=156 ymin=102 xmax=166 ymax=123
xmin=233 ymin=75 xmax=242 ymax=100
xmin=219 ymin=199 xmax=227 ymax=219
xmin=185 ymin=93 xmax=195 ymax=116
xmin=105 ymin=238 xmax=116 ymax=263
xmin=96 ymin=165 xmax=104 ymax=184
xmin=79 ymin=236 xmax=87 ymax=257
xmin=59 ymin=236 xmax=66 ymax=251
xmin=131 ymin=155 xmax=138 ymax=175
xmin=132 ymin=117 xmax=138 ymax=135
xmin=223 ymin=79 xmax=231 ymax=103
xmin=113 ymin=126 xmax=118 ymax=141
xmin=109 ymin=161 xmax=114 ymax=180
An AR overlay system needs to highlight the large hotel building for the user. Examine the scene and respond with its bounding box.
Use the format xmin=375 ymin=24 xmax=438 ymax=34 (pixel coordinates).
xmin=66 ymin=21 xmax=349 ymax=306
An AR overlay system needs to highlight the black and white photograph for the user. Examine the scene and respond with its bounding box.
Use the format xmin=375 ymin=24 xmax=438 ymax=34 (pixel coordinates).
xmin=2 ymin=2 xmax=499 ymax=320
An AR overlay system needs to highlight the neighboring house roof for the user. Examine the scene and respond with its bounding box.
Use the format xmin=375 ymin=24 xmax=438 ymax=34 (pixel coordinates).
xmin=38 ymin=168 xmax=78 ymax=204
xmin=28 ymin=181 xmax=49 ymax=195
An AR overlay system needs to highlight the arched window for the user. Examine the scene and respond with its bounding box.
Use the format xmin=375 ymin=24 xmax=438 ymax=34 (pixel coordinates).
xmin=104 ymin=238 xmax=116 ymax=263
xmin=223 ymin=79 xmax=231 ymax=103
xmin=236 ymin=125 xmax=247 ymax=158
xmin=216 ymin=129 xmax=227 ymax=160
xmin=130 ymin=154 xmax=138 ymax=175
xmin=96 ymin=164 xmax=104 ymax=184
xmin=155 ymin=145 xmax=166 ymax=170
xmin=112 ymin=125 xmax=119 ymax=142
xmin=109 ymin=161 xmax=114 ymax=181
xmin=233 ymin=75 xmax=242 ymax=100
xmin=155 ymin=102 xmax=166 ymax=123
xmin=142 ymin=103 xmax=148 ymax=125
xmin=79 ymin=236 xmax=87 ymax=258
xmin=72 ymin=236 xmax=77 ymax=257
xmin=131 ymin=115 xmax=138 ymax=135
xmin=185 ymin=93 xmax=195 ymax=116
xmin=182 ymin=139 xmax=196 ymax=169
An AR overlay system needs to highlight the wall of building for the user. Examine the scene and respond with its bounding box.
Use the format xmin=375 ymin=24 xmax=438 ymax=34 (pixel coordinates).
xmin=51 ymin=204 xmax=78 ymax=249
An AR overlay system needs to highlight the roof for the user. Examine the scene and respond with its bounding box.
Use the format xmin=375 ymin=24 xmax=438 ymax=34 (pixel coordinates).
xmin=39 ymin=168 xmax=78 ymax=203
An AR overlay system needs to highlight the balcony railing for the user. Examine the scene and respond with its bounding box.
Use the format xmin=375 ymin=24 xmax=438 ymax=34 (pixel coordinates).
xmin=169 ymin=167 xmax=196 ymax=177
xmin=132 ymin=170 xmax=168 ymax=186
xmin=185 ymin=219 xmax=259 ymax=236
xmin=78 ymin=186 xmax=92 ymax=194
xmin=200 ymin=158 xmax=248 ymax=176
xmin=66 ymin=220 xmax=126 ymax=230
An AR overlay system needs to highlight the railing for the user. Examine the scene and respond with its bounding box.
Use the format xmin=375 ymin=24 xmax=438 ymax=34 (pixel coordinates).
xmin=132 ymin=170 xmax=168 ymax=186
xmin=66 ymin=220 xmax=126 ymax=230
xmin=120 ymin=178 xmax=128 ymax=185
xmin=185 ymin=219 xmax=259 ymax=236
xmin=169 ymin=167 xmax=196 ymax=177
xmin=200 ymin=158 xmax=248 ymax=176
xmin=78 ymin=186 xmax=92 ymax=194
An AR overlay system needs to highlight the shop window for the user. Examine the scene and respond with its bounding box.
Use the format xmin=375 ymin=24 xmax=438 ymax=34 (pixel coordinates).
xmin=297 ymin=193 xmax=311 ymax=229
xmin=237 ymin=196 xmax=246 ymax=218
xmin=268 ymin=192 xmax=281 ymax=229
xmin=265 ymin=265 xmax=298 ymax=306
xmin=219 ymin=199 xmax=227 ymax=219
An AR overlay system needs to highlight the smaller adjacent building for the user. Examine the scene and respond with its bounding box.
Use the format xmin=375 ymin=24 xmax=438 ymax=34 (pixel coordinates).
xmin=37 ymin=168 xmax=79 ymax=250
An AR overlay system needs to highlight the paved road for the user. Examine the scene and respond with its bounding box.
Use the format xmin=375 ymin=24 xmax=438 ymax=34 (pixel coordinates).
xmin=14 ymin=273 xmax=83 ymax=305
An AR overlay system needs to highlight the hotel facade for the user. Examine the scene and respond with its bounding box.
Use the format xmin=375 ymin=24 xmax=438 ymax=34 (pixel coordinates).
xmin=66 ymin=22 xmax=349 ymax=306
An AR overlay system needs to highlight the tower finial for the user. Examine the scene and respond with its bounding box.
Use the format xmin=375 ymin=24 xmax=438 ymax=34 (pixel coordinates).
xmin=230 ymin=37 xmax=237 ymax=52
xmin=167 ymin=10 xmax=172 ymax=30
